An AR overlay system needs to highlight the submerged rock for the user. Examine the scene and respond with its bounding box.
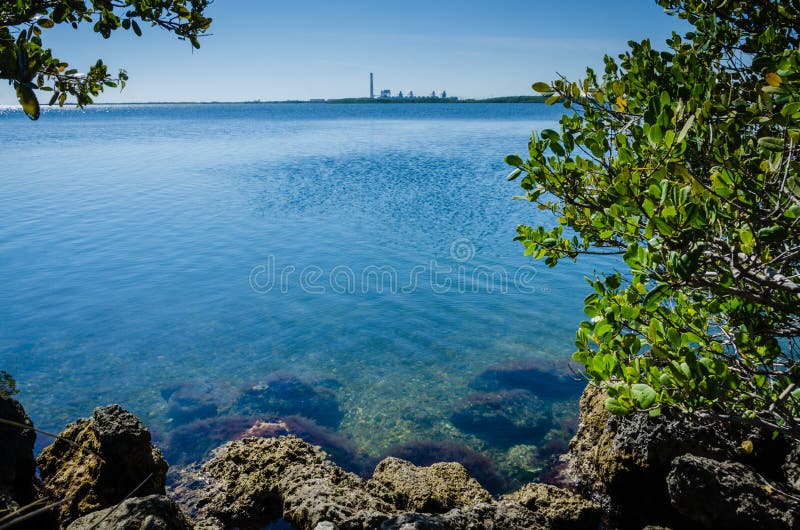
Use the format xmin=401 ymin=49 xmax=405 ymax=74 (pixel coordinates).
xmin=450 ymin=389 xmax=551 ymax=447
xmin=367 ymin=457 xmax=492 ymax=513
xmin=667 ymin=454 xmax=799 ymax=530
xmin=65 ymin=495 xmax=194 ymax=530
xmin=161 ymin=383 xmax=218 ymax=426
xmin=165 ymin=414 xmax=260 ymax=465
xmin=379 ymin=440 xmax=507 ymax=494
xmin=37 ymin=405 xmax=168 ymax=528
xmin=504 ymin=483 xmax=601 ymax=530
xmin=233 ymin=373 xmax=343 ymax=428
xmin=166 ymin=414 xmax=365 ymax=473
xmin=471 ymin=359 xmax=586 ymax=399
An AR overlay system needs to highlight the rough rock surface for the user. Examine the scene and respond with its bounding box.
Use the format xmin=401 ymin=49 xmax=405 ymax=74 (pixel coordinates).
xmin=66 ymin=495 xmax=194 ymax=530
xmin=186 ymin=436 xmax=393 ymax=530
xmin=38 ymin=405 xmax=168 ymax=527
xmin=667 ymin=455 xmax=799 ymax=530
xmin=177 ymin=436 xmax=555 ymax=530
xmin=379 ymin=501 xmax=548 ymax=530
xmin=566 ymin=384 xmax=742 ymax=527
xmin=504 ymin=483 xmax=601 ymax=530
xmin=566 ymin=385 xmax=799 ymax=529
xmin=367 ymin=457 xmax=492 ymax=513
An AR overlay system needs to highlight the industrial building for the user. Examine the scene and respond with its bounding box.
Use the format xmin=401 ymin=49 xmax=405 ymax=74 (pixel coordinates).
xmin=370 ymin=72 xmax=457 ymax=100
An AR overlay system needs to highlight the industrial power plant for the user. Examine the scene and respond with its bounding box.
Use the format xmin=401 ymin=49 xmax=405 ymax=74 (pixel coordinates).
xmin=369 ymin=72 xmax=457 ymax=101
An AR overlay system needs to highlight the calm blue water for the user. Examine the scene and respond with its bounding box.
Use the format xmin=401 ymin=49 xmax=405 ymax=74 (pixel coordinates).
xmin=0 ymin=103 xmax=611 ymax=488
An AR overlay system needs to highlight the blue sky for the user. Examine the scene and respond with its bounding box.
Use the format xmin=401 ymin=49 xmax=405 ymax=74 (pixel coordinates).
xmin=2 ymin=1 xmax=687 ymax=104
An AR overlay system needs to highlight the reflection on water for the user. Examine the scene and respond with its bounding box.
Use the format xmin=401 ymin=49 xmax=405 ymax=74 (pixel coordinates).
xmin=0 ymin=103 xmax=613 ymax=490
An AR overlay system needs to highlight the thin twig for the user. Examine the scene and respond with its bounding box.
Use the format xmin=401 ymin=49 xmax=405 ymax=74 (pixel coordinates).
xmin=0 ymin=418 xmax=104 ymax=462
xmin=0 ymin=496 xmax=74 ymax=530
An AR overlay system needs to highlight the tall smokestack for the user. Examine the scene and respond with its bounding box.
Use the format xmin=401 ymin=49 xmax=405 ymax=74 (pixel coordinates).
xmin=370 ymin=72 xmax=374 ymax=99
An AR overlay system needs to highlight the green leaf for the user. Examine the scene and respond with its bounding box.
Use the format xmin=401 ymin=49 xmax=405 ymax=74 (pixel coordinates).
xmin=785 ymin=204 xmax=800 ymax=219
xmin=131 ymin=19 xmax=142 ymax=37
xmin=15 ymin=83 xmax=40 ymax=120
xmin=643 ymin=283 xmax=670 ymax=311
xmin=758 ymin=137 xmax=784 ymax=152
xmin=541 ymin=237 xmax=558 ymax=248
xmin=506 ymin=168 xmax=522 ymax=181
xmin=532 ymin=82 xmax=551 ymax=93
xmin=758 ymin=225 xmax=787 ymax=242
xmin=505 ymin=154 xmax=523 ymax=166
xmin=605 ymin=397 xmax=630 ymax=415
xmin=781 ymin=102 xmax=800 ymax=116
xmin=631 ymin=383 xmax=657 ymax=408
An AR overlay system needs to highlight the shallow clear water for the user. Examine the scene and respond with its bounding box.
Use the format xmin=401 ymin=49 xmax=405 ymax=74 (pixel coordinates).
xmin=1 ymin=103 xmax=612 ymax=489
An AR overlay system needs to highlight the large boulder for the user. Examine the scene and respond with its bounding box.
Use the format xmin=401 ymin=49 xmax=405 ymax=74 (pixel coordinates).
xmin=66 ymin=495 xmax=194 ymax=530
xmin=566 ymin=385 xmax=742 ymax=528
xmin=185 ymin=436 xmax=393 ymax=530
xmin=38 ymin=405 xmax=168 ymax=528
xmin=504 ymin=483 xmax=601 ymax=530
xmin=367 ymin=457 xmax=492 ymax=513
xmin=667 ymin=455 xmax=799 ymax=530
xmin=566 ymin=385 xmax=797 ymax=529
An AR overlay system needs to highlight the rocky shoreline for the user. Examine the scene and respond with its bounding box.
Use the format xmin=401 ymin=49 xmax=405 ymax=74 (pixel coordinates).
xmin=1 ymin=385 xmax=798 ymax=529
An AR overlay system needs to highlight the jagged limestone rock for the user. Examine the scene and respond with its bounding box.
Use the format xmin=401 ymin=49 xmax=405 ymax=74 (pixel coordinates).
xmin=368 ymin=457 xmax=492 ymax=513
xmin=38 ymin=405 xmax=168 ymax=528
xmin=504 ymin=483 xmax=601 ymax=530
xmin=180 ymin=436 xmax=550 ymax=530
xmin=192 ymin=436 xmax=392 ymax=530
xmin=565 ymin=385 xmax=796 ymax=529
xmin=667 ymin=455 xmax=799 ymax=530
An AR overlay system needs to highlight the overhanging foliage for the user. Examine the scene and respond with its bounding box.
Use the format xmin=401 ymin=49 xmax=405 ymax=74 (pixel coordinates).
xmin=509 ymin=0 xmax=800 ymax=437
xmin=0 ymin=0 xmax=212 ymax=119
